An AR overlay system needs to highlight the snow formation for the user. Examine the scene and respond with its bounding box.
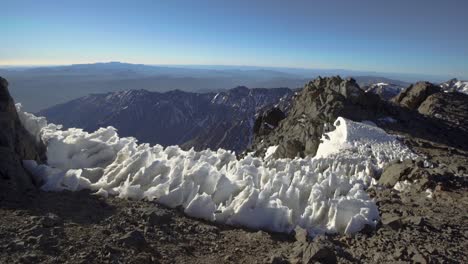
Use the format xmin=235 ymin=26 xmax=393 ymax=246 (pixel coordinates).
xmin=17 ymin=104 xmax=416 ymax=235
xmin=440 ymin=79 xmax=468 ymax=94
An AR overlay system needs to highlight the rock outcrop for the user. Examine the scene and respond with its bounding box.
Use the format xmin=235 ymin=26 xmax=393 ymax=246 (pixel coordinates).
xmin=391 ymin=82 xmax=441 ymax=110
xmin=0 ymin=76 xmax=45 ymax=200
xmin=388 ymin=80 xmax=468 ymax=150
xmin=253 ymin=107 xmax=286 ymax=137
xmin=249 ymin=76 xmax=386 ymax=158
xmin=417 ymin=92 xmax=468 ymax=129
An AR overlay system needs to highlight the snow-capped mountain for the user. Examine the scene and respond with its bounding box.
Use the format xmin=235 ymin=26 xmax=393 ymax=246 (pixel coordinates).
xmin=363 ymin=82 xmax=405 ymax=100
xmin=38 ymin=87 xmax=293 ymax=153
xmin=440 ymin=78 xmax=468 ymax=94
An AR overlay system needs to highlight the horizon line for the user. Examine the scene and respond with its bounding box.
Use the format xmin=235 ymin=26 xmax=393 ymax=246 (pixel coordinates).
xmin=0 ymin=61 xmax=459 ymax=80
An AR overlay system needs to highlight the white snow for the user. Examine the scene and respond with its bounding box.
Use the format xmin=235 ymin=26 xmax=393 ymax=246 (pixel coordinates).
xmin=393 ymin=180 xmax=412 ymax=192
xmin=264 ymin=145 xmax=278 ymax=160
xmin=365 ymin=82 xmax=404 ymax=95
xmin=440 ymin=79 xmax=468 ymax=94
xmin=376 ymin=82 xmax=388 ymax=86
xmin=17 ymin=104 xmax=417 ymax=236
xmin=316 ymin=117 xmax=414 ymax=169
xmin=425 ymin=188 xmax=434 ymax=199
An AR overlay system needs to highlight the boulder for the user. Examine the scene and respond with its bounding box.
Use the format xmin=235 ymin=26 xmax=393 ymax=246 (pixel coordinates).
xmin=142 ymin=209 xmax=172 ymax=226
xmin=302 ymin=238 xmax=337 ymax=264
xmin=118 ymin=230 xmax=147 ymax=250
xmin=392 ymin=82 xmax=441 ymax=110
xmin=417 ymin=92 xmax=468 ymax=129
xmin=293 ymin=226 xmax=308 ymax=243
xmin=379 ymin=160 xmax=415 ymax=187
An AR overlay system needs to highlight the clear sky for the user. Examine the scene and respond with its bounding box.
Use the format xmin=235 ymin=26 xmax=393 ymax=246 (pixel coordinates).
xmin=2 ymin=0 xmax=468 ymax=78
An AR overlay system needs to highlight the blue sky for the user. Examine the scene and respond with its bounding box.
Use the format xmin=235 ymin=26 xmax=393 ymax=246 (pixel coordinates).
xmin=2 ymin=0 xmax=468 ymax=78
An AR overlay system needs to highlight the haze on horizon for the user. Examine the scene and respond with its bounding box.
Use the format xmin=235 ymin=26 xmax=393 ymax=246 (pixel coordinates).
xmin=2 ymin=0 xmax=468 ymax=79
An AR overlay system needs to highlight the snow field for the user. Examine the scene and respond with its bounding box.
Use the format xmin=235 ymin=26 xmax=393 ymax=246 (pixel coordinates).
xmin=17 ymin=104 xmax=416 ymax=235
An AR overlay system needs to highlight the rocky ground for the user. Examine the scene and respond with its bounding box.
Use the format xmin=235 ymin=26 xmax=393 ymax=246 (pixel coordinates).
xmin=0 ymin=169 xmax=467 ymax=264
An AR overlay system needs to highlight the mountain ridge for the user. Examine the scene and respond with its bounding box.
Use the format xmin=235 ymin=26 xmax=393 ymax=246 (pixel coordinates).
xmin=38 ymin=86 xmax=294 ymax=153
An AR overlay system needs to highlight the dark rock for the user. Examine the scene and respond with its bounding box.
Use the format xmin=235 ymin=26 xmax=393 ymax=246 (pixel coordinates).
xmin=302 ymin=239 xmax=337 ymax=264
xmin=269 ymin=254 xmax=289 ymax=264
xmin=19 ymin=253 xmax=40 ymax=263
xmin=381 ymin=213 xmax=402 ymax=230
xmin=142 ymin=209 xmax=172 ymax=226
xmin=36 ymin=234 xmax=58 ymax=249
xmin=392 ymin=82 xmax=441 ymax=110
xmin=0 ymin=76 xmax=46 ymax=200
xmin=404 ymin=216 xmax=423 ymax=226
xmin=118 ymin=230 xmax=147 ymax=249
xmin=418 ymin=92 xmax=468 ymax=131
xmin=379 ymin=160 xmax=415 ymax=187
xmin=130 ymin=253 xmax=154 ymax=264
xmin=104 ymin=244 xmax=123 ymax=254
xmin=21 ymin=225 xmax=47 ymax=237
xmin=253 ymin=107 xmax=286 ymax=136
xmin=41 ymin=213 xmax=62 ymax=228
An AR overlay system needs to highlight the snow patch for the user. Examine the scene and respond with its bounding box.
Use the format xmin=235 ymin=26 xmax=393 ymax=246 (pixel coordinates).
xmin=17 ymin=104 xmax=416 ymax=235
xmin=394 ymin=180 xmax=412 ymax=192
xmin=425 ymin=189 xmax=434 ymax=199
xmin=264 ymin=145 xmax=278 ymax=160
xmin=315 ymin=117 xmax=413 ymax=169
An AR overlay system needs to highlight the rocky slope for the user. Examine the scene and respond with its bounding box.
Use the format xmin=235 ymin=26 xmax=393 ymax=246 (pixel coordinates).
xmin=1 ymin=76 xmax=467 ymax=263
xmin=440 ymin=78 xmax=468 ymax=94
xmin=362 ymin=82 xmax=405 ymax=100
xmin=38 ymin=87 xmax=293 ymax=153
xmin=248 ymin=77 xmax=388 ymax=158
xmin=0 ymin=77 xmax=45 ymax=201
xmin=250 ymin=77 xmax=468 ymax=159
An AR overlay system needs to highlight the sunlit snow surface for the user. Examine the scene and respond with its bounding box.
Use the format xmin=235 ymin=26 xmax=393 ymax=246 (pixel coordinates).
xmin=17 ymin=104 xmax=417 ymax=235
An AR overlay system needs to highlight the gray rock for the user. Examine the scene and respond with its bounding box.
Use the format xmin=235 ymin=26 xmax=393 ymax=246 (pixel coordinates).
xmin=19 ymin=253 xmax=40 ymax=263
xmin=253 ymin=107 xmax=286 ymax=137
xmin=392 ymin=82 xmax=441 ymax=110
xmin=379 ymin=160 xmax=414 ymax=187
xmin=269 ymin=254 xmax=289 ymax=264
xmin=381 ymin=213 xmax=402 ymax=230
xmin=41 ymin=213 xmax=62 ymax=228
xmin=293 ymin=226 xmax=308 ymax=243
xmin=142 ymin=209 xmax=172 ymax=226
xmin=302 ymin=240 xmax=337 ymax=264
xmin=118 ymin=230 xmax=147 ymax=249
xmin=412 ymin=251 xmax=427 ymax=264
xmin=0 ymin=76 xmax=46 ymax=200
xmin=404 ymin=216 xmax=423 ymax=226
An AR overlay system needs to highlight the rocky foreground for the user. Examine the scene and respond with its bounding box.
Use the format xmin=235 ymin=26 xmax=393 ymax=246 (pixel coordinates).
xmin=0 ymin=76 xmax=467 ymax=263
xmin=0 ymin=176 xmax=466 ymax=264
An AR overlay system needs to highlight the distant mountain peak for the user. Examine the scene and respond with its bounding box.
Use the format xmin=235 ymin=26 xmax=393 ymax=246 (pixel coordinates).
xmin=39 ymin=86 xmax=294 ymax=153
xmin=440 ymin=78 xmax=468 ymax=94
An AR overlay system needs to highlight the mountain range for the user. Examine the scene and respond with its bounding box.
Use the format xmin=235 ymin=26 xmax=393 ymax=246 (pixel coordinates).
xmin=39 ymin=86 xmax=294 ymax=153
xmin=1 ymin=62 xmax=447 ymax=112
xmin=38 ymin=75 xmax=468 ymax=154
